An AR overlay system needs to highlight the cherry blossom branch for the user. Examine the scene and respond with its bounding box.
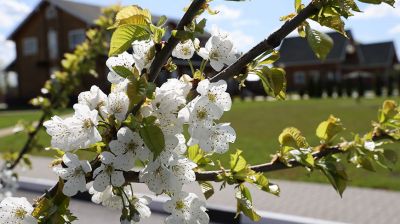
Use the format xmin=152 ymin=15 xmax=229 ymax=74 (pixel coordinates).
xmin=148 ymin=0 xmax=206 ymax=82
xmin=210 ymin=2 xmax=320 ymax=81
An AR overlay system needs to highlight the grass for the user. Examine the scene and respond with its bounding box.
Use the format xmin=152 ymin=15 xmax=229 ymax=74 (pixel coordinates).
xmin=0 ymin=109 xmax=73 ymax=129
xmin=0 ymin=98 xmax=399 ymax=191
xmin=214 ymin=97 xmax=400 ymax=191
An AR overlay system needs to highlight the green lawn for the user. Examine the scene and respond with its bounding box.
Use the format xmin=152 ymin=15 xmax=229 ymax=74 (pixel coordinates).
xmin=215 ymin=97 xmax=400 ymax=191
xmin=0 ymin=110 xmax=43 ymax=129
xmin=0 ymin=98 xmax=399 ymax=191
xmin=0 ymin=109 xmax=73 ymax=129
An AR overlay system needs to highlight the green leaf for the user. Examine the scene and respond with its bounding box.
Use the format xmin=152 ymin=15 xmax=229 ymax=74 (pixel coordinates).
xmin=110 ymin=5 xmax=151 ymax=29
xmin=317 ymin=157 xmax=348 ymax=197
xmin=256 ymin=67 xmax=286 ymax=100
xmin=171 ymin=30 xmax=194 ymax=40
xmin=199 ymin=181 xmax=215 ymax=199
xmin=150 ymin=24 xmax=166 ymax=43
xmin=109 ymin=24 xmax=150 ymax=56
xmin=157 ymin=15 xmax=168 ymax=27
xmin=139 ymin=124 xmax=165 ymax=160
xmin=305 ymin=24 xmax=333 ymax=60
xmin=258 ymin=50 xmax=280 ymax=66
xmin=383 ymin=149 xmax=398 ymax=164
xmin=112 ymin=66 xmax=132 ymax=78
xmin=279 ymin=127 xmax=308 ymax=149
xmin=195 ymin=18 xmax=207 ymax=34
xmin=316 ymin=115 xmax=344 ymax=142
xmin=127 ymin=77 xmax=148 ymax=107
xmin=295 ymin=0 xmax=302 ymax=12
xmin=230 ymin=150 xmax=247 ymax=173
xmin=236 ymin=184 xmax=261 ymax=221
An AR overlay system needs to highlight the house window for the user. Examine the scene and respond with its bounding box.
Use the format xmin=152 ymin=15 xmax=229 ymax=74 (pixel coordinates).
xmin=47 ymin=30 xmax=58 ymax=60
xmin=68 ymin=29 xmax=86 ymax=50
xmin=45 ymin=5 xmax=57 ymax=19
xmin=23 ymin=37 xmax=38 ymax=56
xmin=294 ymin=71 xmax=306 ymax=85
xmin=310 ymin=70 xmax=320 ymax=82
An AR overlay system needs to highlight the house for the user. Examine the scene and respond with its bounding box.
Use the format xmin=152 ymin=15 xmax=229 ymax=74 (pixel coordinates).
xmin=5 ymin=0 xmax=209 ymax=106
xmin=273 ymin=30 xmax=399 ymax=97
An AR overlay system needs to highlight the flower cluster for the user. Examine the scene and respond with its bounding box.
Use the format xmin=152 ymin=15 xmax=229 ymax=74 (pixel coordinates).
xmin=1 ymin=29 xmax=237 ymax=224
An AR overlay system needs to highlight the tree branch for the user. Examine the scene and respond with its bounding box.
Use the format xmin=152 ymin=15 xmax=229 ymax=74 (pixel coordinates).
xmin=148 ymin=0 xmax=206 ymax=82
xmin=210 ymin=2 xmax=320 ymax=82
xmin=122 ymin=146 xmax=343 ymax=183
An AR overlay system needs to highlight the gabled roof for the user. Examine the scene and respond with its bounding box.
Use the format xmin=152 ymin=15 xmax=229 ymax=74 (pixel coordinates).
xmin=8 ymin=0 xmax=102 ymax=39
xmin=276 ymin=31 xmax=352 ymax=67
xmin=48 ymin=0 xmax=102 ymax=25
xmin=359 ymin=42 xmax=398 ymax=66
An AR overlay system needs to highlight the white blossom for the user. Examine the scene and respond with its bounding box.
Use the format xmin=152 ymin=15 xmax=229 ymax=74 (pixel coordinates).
xmin=189 ymin=123 xmax=236 ymax=154
xmin=164 ymin=191 xmax=209 ymax=224
xmin=44 ymin=116 xmax=76 ymax=151
xmin=78 ymin=85 xmax=107 ymax=113
xmin=0 ymin=170 xmax=18 ymax=201
xmin=197 ymin=79 xmax=232 ymax=112
xmin=172 ymin=39 xmax=198 ymax=60
xmin=128 ymin=195 xmax=152 ymax=223
xmin=105 ymin=92 xmax=129 ymax=122
xmin=198 ymin=32 xmax=237 ymax=71
xmin=109 ymin=127 xmax=151 ymax=168
xmin=0 ymin=197 xmax=37 ymax=224
xmin=364 ymin=141 xmax=376 ymax=151
xmin=132 ymin=40 xmax=155 ymax=72
xmin=106 ymin=52 xmax=134 ymax=84
xmin=69 ymin=104 xmax=102 ymax=149
xmin=140 ymin=154 xmax=196 ymax=194
xmin=53 ymin=153 xmax=92 ymax=196
xmin=178 ymin=96 xmax=223 ymax=127
xmin=88 ymin=184 xmax=124 ymax=210
xmin=93 ymin=152 xmax=129 ymax=192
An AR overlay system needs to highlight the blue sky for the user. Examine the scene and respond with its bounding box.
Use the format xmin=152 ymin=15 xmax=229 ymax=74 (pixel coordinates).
xmin=0 ymin=0 xmax=399 ymax=67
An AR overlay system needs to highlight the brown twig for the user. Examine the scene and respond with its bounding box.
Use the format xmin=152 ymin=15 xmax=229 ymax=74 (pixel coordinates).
xmin=147 ymin=0 xmax=207 ymax=82
xmin=210 ymin=2 xmax=320 ymax=82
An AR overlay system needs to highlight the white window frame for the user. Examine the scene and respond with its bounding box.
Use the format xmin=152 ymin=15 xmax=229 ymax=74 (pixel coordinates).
xmin=68 ymin=29 xmax=86 ymax=50
xmin=47 ymin=29 xmax=58 ymax=60
xmin=294 ymin=71 xmax=306 ymax=85
xmin=22 ymin=37 xmax=38 ymax=56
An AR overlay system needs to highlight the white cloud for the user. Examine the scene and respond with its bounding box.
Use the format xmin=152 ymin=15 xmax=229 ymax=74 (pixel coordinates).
xmin=388 ymin=24 xmax=400 ymax=35
xmin=353 ymin=2 xmax=400 ymax=20
xmin=210 ymin=24 xmax=255 ymax=52
xmin=207 ymin=4 xmax=241 ymax=21
xmin=0 ymin=0 xmax=31 ymax=29
xmin=287 ymin=20 xmax=335 ymax=37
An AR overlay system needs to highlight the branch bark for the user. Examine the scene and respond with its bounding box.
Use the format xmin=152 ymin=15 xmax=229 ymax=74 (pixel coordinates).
xmin=210 ymin=2 xmax=320 ymax=82
xmin=122 ymin=146 xmax=343 ymax=183
xmin=148 ymin=0 xmax=206 ymax=82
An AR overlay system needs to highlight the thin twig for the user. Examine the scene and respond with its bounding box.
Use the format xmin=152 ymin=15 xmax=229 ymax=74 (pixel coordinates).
xmin=210 ymin=2 xmax=320 ymax=81
xmin=148 ymin=0 xmax=206 ymax=82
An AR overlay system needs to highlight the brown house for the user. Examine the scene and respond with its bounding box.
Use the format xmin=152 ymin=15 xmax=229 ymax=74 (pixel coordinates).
xmin=5 ymin=0 xmax=209 ymax=106
xmin=274 ymin=30 xmax=399 ymax=97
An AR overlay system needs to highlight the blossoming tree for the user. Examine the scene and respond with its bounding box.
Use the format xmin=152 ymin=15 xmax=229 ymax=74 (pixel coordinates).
xmin=0 ymin=0 xmax=399 ymax=223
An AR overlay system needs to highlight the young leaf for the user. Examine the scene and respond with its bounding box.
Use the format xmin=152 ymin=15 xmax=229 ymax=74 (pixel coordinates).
xmin=316 ymin=115 xmax=344 ymax=143
xmin=256 ymin=67 xmax=286 ymax=100
xmin=279 ymin=127 xmax=309 ymax=149
xmin=199 ymin=181 xmax=215 ymax=199
xmin=236 ymin=184 xmax=261 ymax=221
xmin=305 ymin=24 xmax=333 ymax=60
xmin=112 ymin=66 xmax=132 ymax=78
xmin=109 ymin=25 xmax=150 ymax=56
xmin=110 ymin=5 xmax=151 ymax=29
xmin=230 ymin=150 xmax=247 ymax=173
xmin=317 ymin=157 xmax=348 ymax=197
xmin=139 ymin=124 xmax=165 ymax=160
xmin=157 ymin=15 xmax=168 ymax=27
